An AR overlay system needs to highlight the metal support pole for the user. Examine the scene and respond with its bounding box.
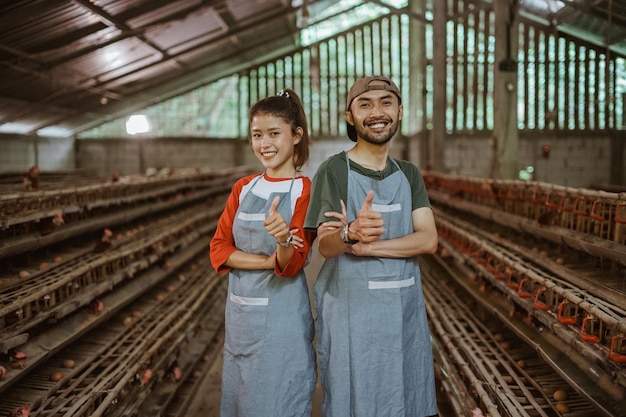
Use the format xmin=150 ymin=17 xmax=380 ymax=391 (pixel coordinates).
xmin=491 ymin=0 xmax=519 ymax=180
xmin=408 ymin=0 xmax=428 ymax=166
xmin=432 ymin=0 xmax=447 ymax=171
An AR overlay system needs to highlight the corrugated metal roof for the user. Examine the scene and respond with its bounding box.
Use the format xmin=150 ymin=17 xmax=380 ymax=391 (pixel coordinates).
xmin=0 ymin=0 xmax=623 ymax=137
xmin=0 ymin=0 xmax=303 ymax=137
xmin=520 ymin=0 xmax=626 ymax=54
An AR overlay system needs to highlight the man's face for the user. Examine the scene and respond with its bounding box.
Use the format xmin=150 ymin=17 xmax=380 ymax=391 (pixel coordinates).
xmin=346 ymin=88 xmax=402 ymax=145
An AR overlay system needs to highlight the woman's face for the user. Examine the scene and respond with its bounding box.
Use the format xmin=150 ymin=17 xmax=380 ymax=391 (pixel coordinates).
xmin=250 ymin=113 xmax=302 ymax=178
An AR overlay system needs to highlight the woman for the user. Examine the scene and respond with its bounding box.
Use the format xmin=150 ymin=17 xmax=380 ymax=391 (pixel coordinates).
xmin=209 ymin=89 xmax=316 ymax=417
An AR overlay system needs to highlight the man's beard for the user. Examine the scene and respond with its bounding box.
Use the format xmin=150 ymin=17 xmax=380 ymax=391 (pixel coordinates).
xmin=354 ymin=120 xmax=398 ymax=145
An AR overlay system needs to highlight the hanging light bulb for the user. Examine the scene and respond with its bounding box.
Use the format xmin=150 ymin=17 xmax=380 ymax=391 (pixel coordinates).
xmin=126 ymin=114 xmax=150 ymax=135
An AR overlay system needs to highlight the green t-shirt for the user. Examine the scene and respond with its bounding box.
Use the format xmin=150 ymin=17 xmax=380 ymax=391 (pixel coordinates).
xmin=304 ymin=151 xmax=431 ymax=231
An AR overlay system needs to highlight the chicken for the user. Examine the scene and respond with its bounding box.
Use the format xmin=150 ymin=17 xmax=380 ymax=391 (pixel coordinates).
xmin=166 ymin=360 xmax=182 ymax=382
xmin=8 ymin=406 xmax=31 ymax=417
xmin=537 ymin=209 xmax=558 ymax=225
xmin=9 ymin=351 xmax=28 ymax=369
xmin=141 ymin=368 xmax=153 ymax=385
xmin=93 ymin=228 xmax=114 ymax=253
xmin=90 ymin=299 xmax=104 ymax=314
xmin=23 ymin=165 xmax=40 ymax=190
xmin=39 ymin=212 xmax=65 ymax=236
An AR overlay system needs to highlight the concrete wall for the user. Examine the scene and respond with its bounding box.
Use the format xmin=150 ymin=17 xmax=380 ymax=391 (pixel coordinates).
xmin=75 ymin=137 xmax=262 ymax=177
xmin=519 ymin=135 xmax=613 ymax=187
xmin=0 ymin=134 xmax=75 ymax=172
xmin=1 ymin=133 xmax=621 ymax=189
xmin=443 ymin=133 xmax=618 ymax=188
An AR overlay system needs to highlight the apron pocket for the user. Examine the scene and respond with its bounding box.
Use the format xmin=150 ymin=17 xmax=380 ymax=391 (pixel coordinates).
xmin=225 ymin=293 xmax=269 ymax=360
xmin=367 ymin=277 xmax=415 ymax=354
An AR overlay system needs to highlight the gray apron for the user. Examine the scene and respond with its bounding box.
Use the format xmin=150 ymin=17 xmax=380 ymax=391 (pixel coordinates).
xmin=313 ymin=153 xmax=437 ymax=417
xmin=221 ymin=175 xmax=316 ymax=417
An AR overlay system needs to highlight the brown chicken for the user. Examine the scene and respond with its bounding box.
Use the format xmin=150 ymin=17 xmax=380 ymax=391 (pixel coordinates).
xmin=39 ymin=212 xmax=65 ymax=236
xmin=23 ymin=165 xmax=40 ymax=190
xmin=93 ymin=228 xmax=114 ymax=253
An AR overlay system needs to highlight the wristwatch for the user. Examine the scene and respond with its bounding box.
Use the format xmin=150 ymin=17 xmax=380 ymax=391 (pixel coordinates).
xmin=340 ymin=222 xmax=359 ymax=245
xmin=277 ymin=233 xmax=293 ymax=247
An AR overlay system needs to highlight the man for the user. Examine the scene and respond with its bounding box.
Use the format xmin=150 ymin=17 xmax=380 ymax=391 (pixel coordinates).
xmin=304 ymin=75 xmax=439 ymax=417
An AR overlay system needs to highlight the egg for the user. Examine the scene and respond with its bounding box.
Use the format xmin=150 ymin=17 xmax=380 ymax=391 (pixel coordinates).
xmin=556 ymin=257 xmax=564 ymax=265
xmin=122 ymin=316 xmax=133 ymax=326
xmin=53 ymin=256 xmax=63 ymax=263
xmin=516 ymin=359 xmax=527 ymax=369
xmin=19 ymin=270 xmax=30 ymax=279
xmin=50 ymin=371 xmax=63 ymax=382
xmin=39 ymin=262 xmax=49 ymax=271
xmin=553 ymin=389 xmax=568 ymax=401
xmin=555 ymin=401 xmax=570 ymax=413
xmin=62 ymin=359 xmax=75 ymax=369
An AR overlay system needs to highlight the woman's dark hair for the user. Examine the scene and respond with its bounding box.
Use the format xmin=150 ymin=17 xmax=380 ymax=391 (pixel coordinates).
xmin=248 ymin=88 xmax=310 ymax=170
